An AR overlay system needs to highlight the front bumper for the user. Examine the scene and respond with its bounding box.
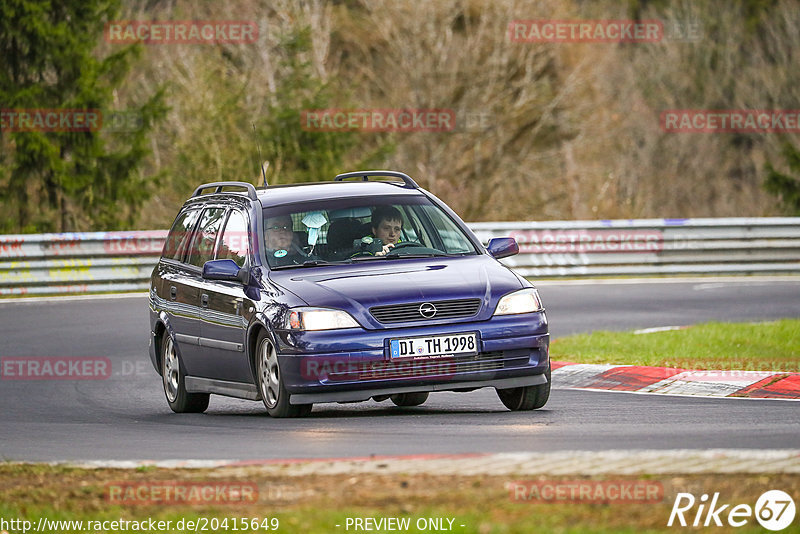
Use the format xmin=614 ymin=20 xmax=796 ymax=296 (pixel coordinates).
xmin=289 ymin=373 xmax=548 ymax=404
xmin=274 ymin=312 xmax=550 ymax=403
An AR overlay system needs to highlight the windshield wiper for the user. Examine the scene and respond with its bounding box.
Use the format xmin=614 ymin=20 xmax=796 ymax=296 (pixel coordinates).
xmin=384 ymin=252 xmax=448 ymax=259
xmin=350 ymin=252 xmax=449 ymax=261
xmin=299 ymin=259 xmax=355 ymax=267
xmin=271 ymin=259 xmax=350 ymax=270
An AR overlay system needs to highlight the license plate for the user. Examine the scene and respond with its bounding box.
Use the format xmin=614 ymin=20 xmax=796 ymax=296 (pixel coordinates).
xmin=389 ymin=332 xmax=478 ymax=359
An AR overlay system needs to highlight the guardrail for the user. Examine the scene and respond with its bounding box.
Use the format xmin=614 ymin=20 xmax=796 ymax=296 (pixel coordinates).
xmin=0 ymin=231 xmax=166 ymax=295
xmin=470 ymin=217 xmax=800 ymax=278
xmin=1 ymin=218 xmax=798 ymax=295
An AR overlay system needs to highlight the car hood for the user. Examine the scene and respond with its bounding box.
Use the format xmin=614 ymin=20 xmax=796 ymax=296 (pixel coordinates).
xmin=267 ymin=255 xmax=526 ymax=329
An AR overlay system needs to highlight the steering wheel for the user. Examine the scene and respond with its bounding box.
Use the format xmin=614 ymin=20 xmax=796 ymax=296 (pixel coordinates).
xmin=389 ymin=241 xmax=423 ymax=250
xmin=349 ymin=249 xmax=375 ymax=258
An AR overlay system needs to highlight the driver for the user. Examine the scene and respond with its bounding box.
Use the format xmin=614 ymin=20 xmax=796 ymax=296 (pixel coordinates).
xmin=264 ymin=215 xmax=307 ymax=265
xmin=370 ymin=206 xmax=404 ymax=256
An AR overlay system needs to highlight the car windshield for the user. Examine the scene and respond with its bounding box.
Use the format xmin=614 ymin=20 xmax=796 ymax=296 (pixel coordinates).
xmin=262 ymin=195 xmax=478 ymax=269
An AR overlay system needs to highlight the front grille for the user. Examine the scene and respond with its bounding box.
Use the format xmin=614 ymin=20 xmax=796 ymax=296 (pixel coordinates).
xmin=370 ymin=298 xmax=481 ymax=323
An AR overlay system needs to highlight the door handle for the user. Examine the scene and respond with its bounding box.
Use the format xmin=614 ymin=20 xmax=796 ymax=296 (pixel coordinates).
xmin=201 ymin=294 xmax=209 ymax=307
xmin=169 ymin=286 xmax=177 ymax=300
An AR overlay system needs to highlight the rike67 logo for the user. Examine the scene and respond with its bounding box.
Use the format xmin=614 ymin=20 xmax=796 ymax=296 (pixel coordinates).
xmin=668 ymin=490 xmax=796 ymax=531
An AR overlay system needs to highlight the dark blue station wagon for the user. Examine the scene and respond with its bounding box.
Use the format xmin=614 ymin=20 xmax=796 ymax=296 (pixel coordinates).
xmin=148 ymin=171 xmax=550 ymax=417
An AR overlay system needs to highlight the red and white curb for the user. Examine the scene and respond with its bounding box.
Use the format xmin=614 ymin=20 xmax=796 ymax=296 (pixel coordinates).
xmin=48 ymin=450 xmax=800 ymax=474
xmin=552 ymin=361 xmax=800 ymax=399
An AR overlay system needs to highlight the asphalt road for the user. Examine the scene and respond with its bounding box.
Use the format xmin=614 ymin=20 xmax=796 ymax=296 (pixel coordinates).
xmin=1 ymin=278 xmax=799 ymax=461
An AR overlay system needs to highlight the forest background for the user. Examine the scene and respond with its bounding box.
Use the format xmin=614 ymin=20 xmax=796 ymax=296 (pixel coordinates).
xmin=1 ymin=0 xmax=799 ymax=233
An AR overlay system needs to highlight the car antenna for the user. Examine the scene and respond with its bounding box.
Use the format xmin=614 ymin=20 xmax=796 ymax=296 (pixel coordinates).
xmin=252 ymin=122 xmax=268 ymax=187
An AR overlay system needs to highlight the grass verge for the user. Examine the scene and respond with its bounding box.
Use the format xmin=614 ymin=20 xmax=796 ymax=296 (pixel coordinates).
xmin=550 ymin=319 xmax=800 ymax=372
xmin=0 ymin=465 xmax=797 ymax=533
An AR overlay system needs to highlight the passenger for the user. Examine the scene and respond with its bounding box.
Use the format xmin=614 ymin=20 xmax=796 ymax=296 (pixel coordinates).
xmin=264 ymin=215 xmax=306 ymax=265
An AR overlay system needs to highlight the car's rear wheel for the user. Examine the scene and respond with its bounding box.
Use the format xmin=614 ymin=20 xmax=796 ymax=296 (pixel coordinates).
xmin=496 ymin=365 xmax=551 ymax=411
xmin=256 ymin=331 xmax=312 ymax=418
xmin=161 ymin=332 xmax=209 ymax=413
xmin=390 ymin=392 xmax=429 ymax=407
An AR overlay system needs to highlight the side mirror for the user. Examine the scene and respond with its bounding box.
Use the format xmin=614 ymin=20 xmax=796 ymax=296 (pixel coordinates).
xmin=487 ymin=237 xmax=519 ymax=259
xmin=202 ymin=259 xmax=249 ymax=284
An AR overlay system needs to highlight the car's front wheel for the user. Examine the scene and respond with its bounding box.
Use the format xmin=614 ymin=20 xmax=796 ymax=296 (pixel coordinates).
xmin=390 ymin=392 xmax=429 ymax=407
xmin=161 ymin=332 xmax=209 ymax=413
xmin=496 ymin=365 xmax=551 ymax=411
xmin=256 ymin=330 xmax=312 ymax=418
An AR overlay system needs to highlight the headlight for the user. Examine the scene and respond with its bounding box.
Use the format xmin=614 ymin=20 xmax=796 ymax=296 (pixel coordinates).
xmin=494 ymin=288 xmax=544 ymax=315
xmin=286 ymin=307 xmax=360 ymax=330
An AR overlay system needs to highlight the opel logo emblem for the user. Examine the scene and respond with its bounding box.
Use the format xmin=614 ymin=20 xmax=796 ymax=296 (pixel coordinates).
xmin=419 ymin=302 xmax=437 ymax=318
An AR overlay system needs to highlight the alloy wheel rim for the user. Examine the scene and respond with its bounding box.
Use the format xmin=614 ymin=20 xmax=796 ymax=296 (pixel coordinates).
xmin=163 ymin=337 xmax=179 ymax=403
xmin=259 ymin=339 xmax=280 ymax=408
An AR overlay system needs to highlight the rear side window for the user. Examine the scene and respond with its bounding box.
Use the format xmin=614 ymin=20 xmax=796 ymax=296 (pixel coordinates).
xmin=163 ymin=209 xmax=201 ymax=261
xmin=217 ymin=210 xmax=250 ymax=267
xmin=186 ymin=208 xmax=226 ymax=267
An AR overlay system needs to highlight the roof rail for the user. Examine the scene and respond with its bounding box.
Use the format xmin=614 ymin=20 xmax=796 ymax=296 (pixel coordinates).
xmin=191 ymin=181 xmax=258 ymax=201
xmin=334 ymin=170 xmax=420 ymax=189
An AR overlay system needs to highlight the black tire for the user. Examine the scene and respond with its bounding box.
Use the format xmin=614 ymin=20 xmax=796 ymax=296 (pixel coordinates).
xmin=496 ymin=365 xmax=551 ymax=411
xmin=161 ymin=332 xmax=209 ymax=413
xmin=255 ymin=330 xmax=312 ymax=418
xmin=390 ymin=392 xmax=429 ymax=407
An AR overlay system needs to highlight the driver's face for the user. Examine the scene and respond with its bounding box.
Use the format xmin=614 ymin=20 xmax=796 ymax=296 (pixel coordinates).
xmin=265 ymin=216 xmax=293 ymax=250
xmin=373 ymin=218 xmax=402 ymax=245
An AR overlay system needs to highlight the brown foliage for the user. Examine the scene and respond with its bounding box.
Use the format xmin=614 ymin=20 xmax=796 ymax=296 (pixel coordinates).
xmin=112 ymin=0 xmax=800 ymax=228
